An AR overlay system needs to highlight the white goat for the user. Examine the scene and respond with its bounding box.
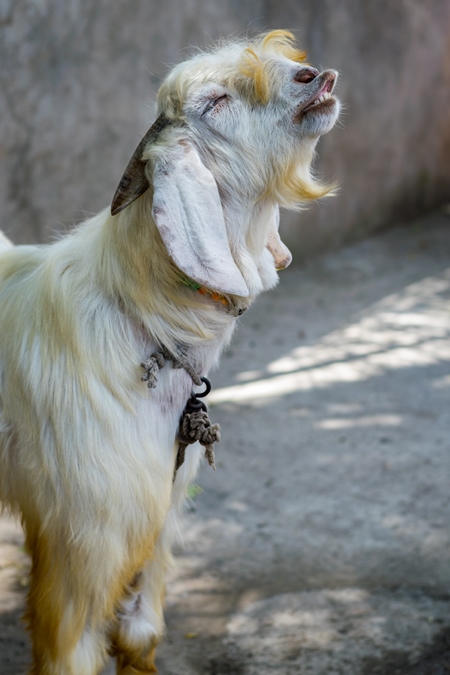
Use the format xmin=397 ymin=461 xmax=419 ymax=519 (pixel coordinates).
xmin=0 ymin=30 xmax=339 ymax=674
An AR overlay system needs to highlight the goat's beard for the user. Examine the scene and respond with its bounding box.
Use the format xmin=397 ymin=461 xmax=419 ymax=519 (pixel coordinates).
xmin=267 ymin=145 xmax=337 ymax=208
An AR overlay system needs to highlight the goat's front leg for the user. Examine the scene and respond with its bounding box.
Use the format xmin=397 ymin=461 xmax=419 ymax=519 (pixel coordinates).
xmin=112 ymin=539 xmax=169 ymax=674
xmin=112 ymin=440 xmax=204 ymax=674
xmin=24 ymin=524 xmax=122 ymax=675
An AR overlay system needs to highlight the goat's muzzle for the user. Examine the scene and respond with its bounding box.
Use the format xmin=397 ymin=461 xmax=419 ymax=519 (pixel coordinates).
xmin=294 ymin=70 xmax=338 ymax=119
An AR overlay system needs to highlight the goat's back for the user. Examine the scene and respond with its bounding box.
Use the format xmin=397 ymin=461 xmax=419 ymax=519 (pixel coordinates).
xmin=0 ymin=231 xmax=13 ymax=252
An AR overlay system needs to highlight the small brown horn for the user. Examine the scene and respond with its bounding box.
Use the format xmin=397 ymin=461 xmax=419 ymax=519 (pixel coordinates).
xmin=111 ymin=113 xmax=170 ymax=216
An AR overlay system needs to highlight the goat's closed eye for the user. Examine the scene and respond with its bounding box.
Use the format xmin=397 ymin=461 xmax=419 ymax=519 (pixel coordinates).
xmin=202 ymin=94 xmax=229 ymax=115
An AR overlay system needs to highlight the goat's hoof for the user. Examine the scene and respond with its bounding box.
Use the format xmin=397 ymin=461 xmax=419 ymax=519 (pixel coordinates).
xmin=116 ymin=653 xmax=158 ymax=675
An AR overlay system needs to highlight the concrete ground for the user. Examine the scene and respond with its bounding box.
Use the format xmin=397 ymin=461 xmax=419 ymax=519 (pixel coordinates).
xmin=1 ymin=212 xmax=450 ymax=674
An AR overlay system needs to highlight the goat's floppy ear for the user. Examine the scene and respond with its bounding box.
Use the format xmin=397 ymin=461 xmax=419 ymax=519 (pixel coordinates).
xmin=111 ymin=114 xmax=170 ymax=216
xmin=151 ymin=141 xmax=249 ymax=297
xmin=266 ymin=204 xmax=292 ymax=270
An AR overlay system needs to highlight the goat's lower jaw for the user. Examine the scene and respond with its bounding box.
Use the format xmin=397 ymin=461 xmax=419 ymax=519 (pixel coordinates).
xmin=294 ymin=97 xmax=337 ymax=121
xmin=304 ymin=93 xmax=335 ymax=111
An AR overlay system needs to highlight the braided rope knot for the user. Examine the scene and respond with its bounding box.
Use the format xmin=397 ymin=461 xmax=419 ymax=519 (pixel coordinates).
xmin=176 ymin=410 xmax=221 ymax=473
xmin=140 ymin=352 xmax=165 ymax=388
xmin=139 ymin=346 xmax=220 ymax=477
xmin=141 ymin=348 xmax=202 ymax=388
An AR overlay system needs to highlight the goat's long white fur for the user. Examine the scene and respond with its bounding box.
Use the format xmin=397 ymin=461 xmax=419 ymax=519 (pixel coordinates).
xmin=0 ymin=30 xmax=339 ymax=674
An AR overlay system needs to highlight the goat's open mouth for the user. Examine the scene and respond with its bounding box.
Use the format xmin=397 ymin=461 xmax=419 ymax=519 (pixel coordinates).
xmin=297 ymin=74 xmax=337 ymax=115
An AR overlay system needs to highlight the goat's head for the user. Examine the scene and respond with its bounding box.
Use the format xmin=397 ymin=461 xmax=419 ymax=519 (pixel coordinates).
xmin=112 ymin=31 xmax=340 ymax=298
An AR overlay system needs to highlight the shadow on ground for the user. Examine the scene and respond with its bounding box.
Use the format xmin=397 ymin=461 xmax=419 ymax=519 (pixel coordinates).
xmin=1 ymin=213 xmax=450 ymax=674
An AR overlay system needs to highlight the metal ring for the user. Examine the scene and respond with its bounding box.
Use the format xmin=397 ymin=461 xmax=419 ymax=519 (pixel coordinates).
xmin=185 ymin=396 xmax=207 ymax=413
xmin=196 ymin=376 xmax=211 ymax=398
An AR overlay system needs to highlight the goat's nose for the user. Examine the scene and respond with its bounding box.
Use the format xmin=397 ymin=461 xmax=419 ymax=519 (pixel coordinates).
xmin=294 ymin=67 xmax=319 ymax=84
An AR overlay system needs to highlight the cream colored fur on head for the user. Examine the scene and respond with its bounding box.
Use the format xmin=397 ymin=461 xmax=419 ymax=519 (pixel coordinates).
xmin=0 ymin=30 xmax=339 ymax=675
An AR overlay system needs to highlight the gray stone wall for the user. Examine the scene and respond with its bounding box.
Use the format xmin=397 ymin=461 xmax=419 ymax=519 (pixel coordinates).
xmin=1 ymin=0 xmax=449 ymax=256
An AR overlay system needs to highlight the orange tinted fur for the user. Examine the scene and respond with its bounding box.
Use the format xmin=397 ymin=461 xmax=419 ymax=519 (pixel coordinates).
xmin=239 ymin=30 xmax=308 ymax=104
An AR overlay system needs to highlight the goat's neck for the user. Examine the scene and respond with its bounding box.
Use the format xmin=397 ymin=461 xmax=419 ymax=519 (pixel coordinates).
xmin=95 ymin=201 xmax=239 ymax=354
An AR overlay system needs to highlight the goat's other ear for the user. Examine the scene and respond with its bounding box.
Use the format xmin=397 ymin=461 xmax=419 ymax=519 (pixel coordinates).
xmin=266 ymin=204 xmax=292 ymax=270
xmin=151 ymin=141 xmax=249 ymax=297
xmin=111 ymin=114 xmax=170 ymax=216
